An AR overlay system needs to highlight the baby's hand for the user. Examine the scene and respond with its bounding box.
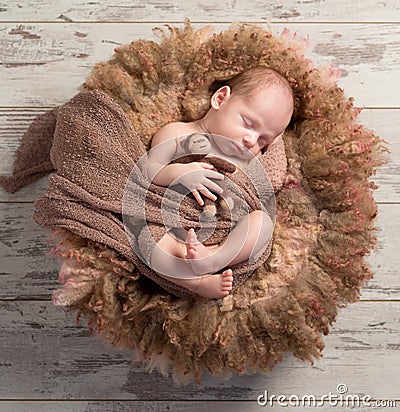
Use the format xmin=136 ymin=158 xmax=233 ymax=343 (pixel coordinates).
xmin=175 ymin=162 xmax=224 ymax=206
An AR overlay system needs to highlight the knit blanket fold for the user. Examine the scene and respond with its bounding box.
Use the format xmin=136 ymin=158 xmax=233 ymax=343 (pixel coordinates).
xmin=1 ymin=89 xmax=287 ymax=297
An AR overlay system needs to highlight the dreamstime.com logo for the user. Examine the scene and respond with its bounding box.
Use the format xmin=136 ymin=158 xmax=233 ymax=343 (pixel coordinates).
xmin=256 ymin=384 xmax=397 ymax=408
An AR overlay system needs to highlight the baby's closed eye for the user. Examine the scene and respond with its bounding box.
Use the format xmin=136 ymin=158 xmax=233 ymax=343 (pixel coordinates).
xmin=241 ymin=116 xmax=254 ymax=128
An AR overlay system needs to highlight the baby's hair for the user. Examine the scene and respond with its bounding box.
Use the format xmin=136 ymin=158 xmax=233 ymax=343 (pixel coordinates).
xmin=225 ymin=66 xmax=294 ymax=103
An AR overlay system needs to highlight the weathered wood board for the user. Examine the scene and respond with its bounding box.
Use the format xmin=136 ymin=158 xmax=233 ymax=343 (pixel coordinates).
xmin=1 ymin=0 xmax=400 ymax=23
xmin=0 ymin=301 xmax=399 ymax=399
xmin=1 ymin=23 xmax=399 ymax=108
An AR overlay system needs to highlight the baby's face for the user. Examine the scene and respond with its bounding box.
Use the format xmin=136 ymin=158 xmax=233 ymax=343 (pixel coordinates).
xmin=208 ymin=86 xmax=293 ymax=160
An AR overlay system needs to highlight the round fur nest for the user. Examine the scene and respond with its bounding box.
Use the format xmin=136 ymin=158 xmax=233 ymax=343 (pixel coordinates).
xmin=51 ymin=21 xmax=387 ymax=383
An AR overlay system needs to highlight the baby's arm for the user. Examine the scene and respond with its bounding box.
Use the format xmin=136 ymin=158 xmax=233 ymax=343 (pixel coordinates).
xmin=147 ymin=124 xmax=225 ymax=205
xmin=146 ymin=129 xmax=184 ymax=185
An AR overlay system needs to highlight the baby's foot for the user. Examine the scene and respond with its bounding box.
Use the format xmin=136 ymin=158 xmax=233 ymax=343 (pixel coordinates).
xmin=185 ymin=228 xmax=217 ymax=275
xmin=191 ymin=269 xmax=233 ymax=299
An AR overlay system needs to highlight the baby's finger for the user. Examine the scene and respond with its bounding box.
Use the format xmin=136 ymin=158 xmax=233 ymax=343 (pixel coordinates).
xmin=203 ymin=179 xmax=223 ymax=195
xmin=205 ymin=170 xmax=225 ymax=180
xmin=192 ymin=190 xmax=205 ymax=206
xmin=198 ymin=162 xmax=214 ymax=170
xmin=198 ymin=187 xmax=218 ymax=202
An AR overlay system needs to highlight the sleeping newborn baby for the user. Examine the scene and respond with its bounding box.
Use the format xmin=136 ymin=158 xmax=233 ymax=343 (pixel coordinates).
xmin=138 ymin=66 xmax=294 ymax=299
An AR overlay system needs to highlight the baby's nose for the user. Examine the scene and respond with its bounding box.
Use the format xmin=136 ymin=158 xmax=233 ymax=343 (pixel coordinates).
xmin=243 ymin=134 xmax=258 ymax=147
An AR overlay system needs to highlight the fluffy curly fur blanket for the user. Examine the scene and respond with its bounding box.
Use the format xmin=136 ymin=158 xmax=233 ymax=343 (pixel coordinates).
xmin=0 ymin=21 xmax=387 ymax=383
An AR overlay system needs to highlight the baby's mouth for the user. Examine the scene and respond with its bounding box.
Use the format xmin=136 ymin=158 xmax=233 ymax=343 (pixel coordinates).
xmin=232 ymin=142 xmax=245 ymax=154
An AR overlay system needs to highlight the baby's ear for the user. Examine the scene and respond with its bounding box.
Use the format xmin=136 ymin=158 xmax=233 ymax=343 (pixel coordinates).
xmin=211 ymin=86 xmax=231 ymax=109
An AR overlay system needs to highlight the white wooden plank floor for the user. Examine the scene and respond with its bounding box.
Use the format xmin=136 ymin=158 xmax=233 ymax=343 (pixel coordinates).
xmin=0 ymin=2 xmax=399 ymax=411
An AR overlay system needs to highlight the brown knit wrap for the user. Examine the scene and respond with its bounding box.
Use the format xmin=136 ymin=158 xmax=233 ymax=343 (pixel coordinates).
xmin=0 ymin=108 xmax=58 ymax=193
xmin=24 ymin=89 xmax=286 ymax=297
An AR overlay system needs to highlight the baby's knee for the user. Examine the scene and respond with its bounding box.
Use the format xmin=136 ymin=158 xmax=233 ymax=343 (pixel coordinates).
xmin=251 ymin=210 xmax=273 ymax=230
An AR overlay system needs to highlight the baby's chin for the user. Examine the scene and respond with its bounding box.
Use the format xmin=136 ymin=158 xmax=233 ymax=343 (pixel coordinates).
xmin=234 ymin=145 xmax=258 ymax=160
xmin=212 ymin=135 xmax=257 ymax=160
xmin=227 ymin=142 xmax=252 ymax=158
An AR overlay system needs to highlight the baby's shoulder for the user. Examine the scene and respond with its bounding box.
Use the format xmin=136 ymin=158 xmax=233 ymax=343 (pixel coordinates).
xmin=151 ymin=122 xmax=195 ymax=146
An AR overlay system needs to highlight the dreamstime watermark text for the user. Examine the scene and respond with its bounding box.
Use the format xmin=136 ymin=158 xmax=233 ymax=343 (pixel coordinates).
xmin=257 ymin=384 xmax=397 ymax=408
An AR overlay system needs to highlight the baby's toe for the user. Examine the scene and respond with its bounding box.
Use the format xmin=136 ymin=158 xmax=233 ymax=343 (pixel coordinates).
xmin=222 ymin=269 xmax=233 ymax=277
xmin=188 ymin=228 xmax=198 ymax=243
xmin=221 ymin=276 xmax=232 ymax=285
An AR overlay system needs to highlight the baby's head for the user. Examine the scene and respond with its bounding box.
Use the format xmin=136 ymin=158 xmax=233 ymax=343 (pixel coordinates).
xmin=224 ymin=66 xmax=294 ymax=107
xmin=202 ymin=66 xmax=294 ymax=159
